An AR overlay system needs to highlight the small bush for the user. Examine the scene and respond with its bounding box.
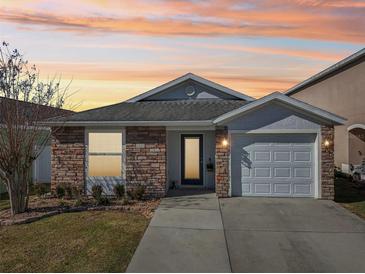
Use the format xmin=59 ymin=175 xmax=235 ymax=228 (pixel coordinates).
xmin=135 ymin=185 xmax=146 ymax=200
xmin=72 ymin=187 xmax=82 ymax=199
xmin=33 ymin=184 xmax=48 ymax=197
xmin=58 ymin=200 xmax=67 ymax=207
xmin=127 ymin=185 xmax=146 ymax=200
xmin=113 ymin=184 xmax=125 ymax=199
xmin=65 ymin=186 xmax=73 ymax=199
xmin=91 ymin=185 xmax=103 ymax=200
xmin=56 ymin=185 xmax=65 ymax=198
xmin=97 ymin=196 xmax=110 ymax=206
xmin=91 ymin=185 xmax=109 ymax=205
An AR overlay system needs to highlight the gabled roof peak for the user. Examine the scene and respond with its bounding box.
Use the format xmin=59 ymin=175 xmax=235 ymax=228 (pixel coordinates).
xmin=126 ymin=73 xmax=254 ymax=102
xmin=213 ymin=92 xmax=346 ymax=125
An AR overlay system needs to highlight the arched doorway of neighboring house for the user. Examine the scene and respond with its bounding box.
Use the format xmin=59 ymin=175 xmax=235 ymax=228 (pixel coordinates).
xmin=348 ymin=124 xmax=365 ymax=180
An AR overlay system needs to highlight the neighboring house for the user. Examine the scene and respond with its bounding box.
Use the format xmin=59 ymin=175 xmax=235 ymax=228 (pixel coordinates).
xmin=45 ymin=73 xmax=345 ymax=199
xmin=0 ymin=97 xmax=73 ymax=193
xmin=286 ymin=48 xmax=365 ymax=174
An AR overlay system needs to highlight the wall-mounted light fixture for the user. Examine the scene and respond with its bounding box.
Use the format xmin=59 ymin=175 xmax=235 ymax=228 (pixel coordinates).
xmin=324 ymin=139 xmax=330 ymax=148
xmin=222 ymin=139 xmax=228 ymax=147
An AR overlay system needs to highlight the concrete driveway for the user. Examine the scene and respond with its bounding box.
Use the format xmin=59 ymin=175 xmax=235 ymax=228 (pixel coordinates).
xmin=128 ymin=194 xmax=365 ymax=273
xmin=220 ymin=198 xmax=365 ymax=272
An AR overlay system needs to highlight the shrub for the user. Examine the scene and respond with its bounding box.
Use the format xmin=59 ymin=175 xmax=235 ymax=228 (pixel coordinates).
xmin=65 ymin=186 xmax=73 ymax=199
xmin=127 ymin=185 xmax=146 ymax=200
xmin=91 ymin=185 xmax=109 ymax=205
xmin=135 ymin=185 xmax=146 ymax=200
xmin=56 ymin=185 xmax=65 ymax=198
xmin=58 ymin=200 xmax=67 ymax=207
xmin=91 ymin=185 xmax=103 ymax=200
xmin=113 ymin=184 xmax=125 ymax=199
xmin=72 ymin=187 xmax=82 ymax=199
xmin=97 ymin=196 xmax=110 ymax=206
xmin=33 ymin=184 xmax=47 ymax=197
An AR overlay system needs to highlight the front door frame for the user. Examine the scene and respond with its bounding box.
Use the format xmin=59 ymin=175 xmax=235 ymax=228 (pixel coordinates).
xmin=181 ymin=134 xmax=203 ymax=185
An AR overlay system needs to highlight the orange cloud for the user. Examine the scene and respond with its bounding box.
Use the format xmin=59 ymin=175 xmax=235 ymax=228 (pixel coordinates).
xmin=177 ymin=42 xmax=346 ymax=62
xmin=0 ymin=2 xmax=364 ymax=44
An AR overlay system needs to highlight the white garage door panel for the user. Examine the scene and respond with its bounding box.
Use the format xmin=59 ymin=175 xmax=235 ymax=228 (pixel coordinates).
xmin=231 ymin=134 xmax=316 ymax=197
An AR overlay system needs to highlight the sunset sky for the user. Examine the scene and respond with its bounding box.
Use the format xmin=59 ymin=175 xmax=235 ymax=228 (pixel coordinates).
xmin=0 ymin=0 xmax=364 ymax=110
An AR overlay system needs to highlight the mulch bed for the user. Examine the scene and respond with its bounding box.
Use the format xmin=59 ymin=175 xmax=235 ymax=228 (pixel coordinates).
xmin=0 ymin=196 xmax=160 ymax=226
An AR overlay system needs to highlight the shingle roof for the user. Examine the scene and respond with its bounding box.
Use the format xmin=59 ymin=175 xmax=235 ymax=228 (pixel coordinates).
xmin=48 ymin=99 xmax=249 ymax=122
xmin=0 ymin=97 xmax=74 ymax=124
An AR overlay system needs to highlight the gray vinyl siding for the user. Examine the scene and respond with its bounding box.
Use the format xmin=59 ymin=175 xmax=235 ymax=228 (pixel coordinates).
xmin=145 ymin=80 xmax=239 ymax=101
xmin=226 ymin=102 xmax=321 ymax=131
xmin=167 ymin=130 xmax=215 ymax=189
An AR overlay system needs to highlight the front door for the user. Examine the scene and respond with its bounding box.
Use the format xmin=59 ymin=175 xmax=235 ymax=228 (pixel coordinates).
xmin=181 ymin=134 xmax=203 ymax=185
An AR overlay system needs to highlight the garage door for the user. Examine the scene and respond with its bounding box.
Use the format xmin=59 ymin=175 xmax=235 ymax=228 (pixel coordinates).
xmin=231 ymin=134 xmax=316 ymax=197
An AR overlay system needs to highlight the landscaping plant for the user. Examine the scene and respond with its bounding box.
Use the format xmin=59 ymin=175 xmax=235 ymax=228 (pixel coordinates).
xmin=65 ymin=186 xmax=73 ymax=199
xmin=113 ymin=183 xmax=125 ymax=199
xmin=56 ymin=185 xmax=65 ymax=199
xmin=0 ymin=42 xmax=71 ymax=215
xmin=91 ymin=185 xmax=109 ymax=205
xmin=127 ymin=185 xmax=146 ymax=200
xmin=32 ymin=183 xmax=48 ymax=197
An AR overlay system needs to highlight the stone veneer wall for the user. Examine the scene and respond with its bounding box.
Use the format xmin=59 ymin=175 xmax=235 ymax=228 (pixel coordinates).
xmin=126 ymin=127 xmax=167 ymax=198
xmin=321 ymin=125 xmax=335 ymax=200
xmin=51 ymin=127 xmax=85 ymax=193
xmin=215 ymin=127 xmax=230 ymax=198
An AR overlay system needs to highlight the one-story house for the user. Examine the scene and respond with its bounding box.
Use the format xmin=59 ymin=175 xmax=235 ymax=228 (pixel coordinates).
xmin=286 ymin=48 xmax=365 ymax=174
xmin=45 ymin=73 xmax=345 ymax=199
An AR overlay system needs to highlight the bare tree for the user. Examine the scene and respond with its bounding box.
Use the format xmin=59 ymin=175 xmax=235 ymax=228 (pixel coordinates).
xmin=0 ymin=42 xmax=71 ymax=215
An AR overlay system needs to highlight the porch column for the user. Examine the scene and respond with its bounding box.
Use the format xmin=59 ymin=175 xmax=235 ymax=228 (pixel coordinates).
xmin=321 ymin=125 xmax=335 ymax=200
xmin=126 ymin=126 xmax=167 ymax=198
xmin=51 ymin=127 xmax=85 ymax=194
xmin=215 ymin=127 xmax=230 ymax=198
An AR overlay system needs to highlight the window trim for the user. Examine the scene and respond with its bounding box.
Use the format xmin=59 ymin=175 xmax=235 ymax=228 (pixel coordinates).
xmin=85 ymin=128 xmax=126 ymax=178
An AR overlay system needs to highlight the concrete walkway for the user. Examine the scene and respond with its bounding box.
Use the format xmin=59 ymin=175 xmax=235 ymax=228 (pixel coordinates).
xmin=127 ymin=192 xmax=231 ymax=273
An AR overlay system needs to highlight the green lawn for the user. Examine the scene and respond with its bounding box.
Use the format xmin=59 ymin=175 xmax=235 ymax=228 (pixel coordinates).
xmin=0 ymin=211 xmax=149 ymax=272
xmin=335 ymin=177 xmax=365 ymax=220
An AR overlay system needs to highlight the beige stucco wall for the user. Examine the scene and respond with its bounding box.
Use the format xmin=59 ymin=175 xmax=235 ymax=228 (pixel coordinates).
xmin=290 ymin=60 xmax=365 ymax=170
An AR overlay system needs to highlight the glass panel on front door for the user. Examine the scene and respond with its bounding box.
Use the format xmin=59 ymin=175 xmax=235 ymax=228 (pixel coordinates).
xmin=184 ymin=138 xmax=200 ymax=179
xmin=181 ymin=135 xmax=203 ymax=185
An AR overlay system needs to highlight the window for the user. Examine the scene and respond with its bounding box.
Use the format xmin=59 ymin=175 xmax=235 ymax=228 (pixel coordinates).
xmin=88 ymin=132 xmax=122 ymax=176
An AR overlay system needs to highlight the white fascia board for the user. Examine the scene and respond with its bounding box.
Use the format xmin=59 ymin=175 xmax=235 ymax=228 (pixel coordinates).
xmin=213 ymin=92 xmax=346 ymax=125
xmin=41 ymin=120 xmax=214 ymax=127
xmin=126 ymin=73 xmax=254 ymax=102
xmin=188 ymin=74 xmax=255 ymax=101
